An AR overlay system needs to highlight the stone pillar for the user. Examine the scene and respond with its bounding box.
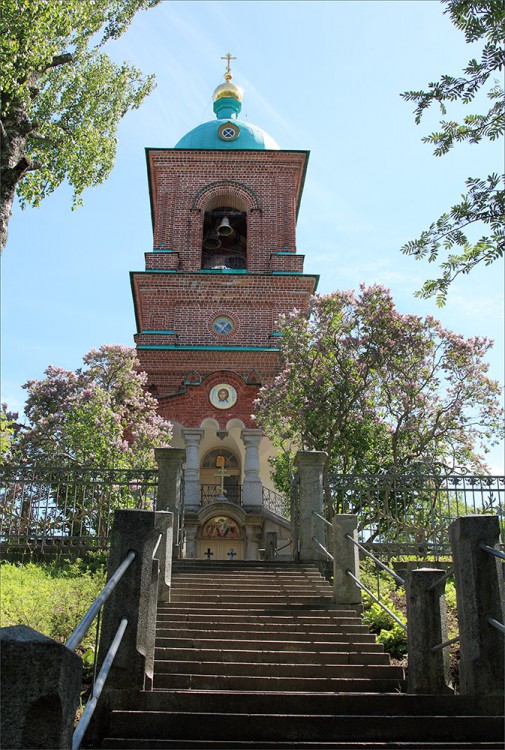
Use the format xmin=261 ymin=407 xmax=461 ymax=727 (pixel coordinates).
xmin=0 ymin=625 xmax=82 ymax=750
xmin=184 ymin=526 xmax=197 ymax=558
xmin=182 ymin=428 xmax=204 ymax=512
xmin=155 ymin=447 xmax=184 ymax=559
xmin=406 ymin=568 xmax=452 ymax=694
xmin=332 ymin=515 xmax=362 ymax=605
xmin=245 ymin=523 xmax=262 ymax=560
xmin=295 ymin=451 xmax=327 ymax=563
xmin=241 ymin=429 xmax=263 ymax=509
xmin=155 ymin=447 xmax=185 ymax=513
xmin=449 ymin=514 xmax=505 ymax=695
xmin=265 ymin=532 xmax=278 ymax=561
xmin=97 ymin=509 xmax=171 ymax=693
xmin=154 ymin=511 xmax=174 ymax=603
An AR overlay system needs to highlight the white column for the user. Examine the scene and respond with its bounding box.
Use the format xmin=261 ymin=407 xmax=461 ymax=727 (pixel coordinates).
xmin=241 ymin=428 xmax=263 ymax=509
xmin=182 ymin=428 xmax=204 ymax=512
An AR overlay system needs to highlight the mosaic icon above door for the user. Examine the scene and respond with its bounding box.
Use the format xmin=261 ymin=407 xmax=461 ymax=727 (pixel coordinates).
xmin=203 ymin=516 xmax=240 ymax=538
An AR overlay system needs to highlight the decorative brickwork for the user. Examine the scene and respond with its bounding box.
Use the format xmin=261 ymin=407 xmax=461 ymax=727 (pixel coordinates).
xmin=131 ymin=146 xmax=316 ymax=434
xmin=145 ymin=149 xmax=308 ymax=273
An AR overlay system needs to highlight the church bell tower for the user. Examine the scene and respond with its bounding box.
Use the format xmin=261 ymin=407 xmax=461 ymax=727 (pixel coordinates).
xmin=130 ymin=55 xmax=318 ymax=559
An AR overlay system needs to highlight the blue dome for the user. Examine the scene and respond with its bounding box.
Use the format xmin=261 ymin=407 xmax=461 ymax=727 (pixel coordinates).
xmin=175 ymin=118 xmax=280 ymax=150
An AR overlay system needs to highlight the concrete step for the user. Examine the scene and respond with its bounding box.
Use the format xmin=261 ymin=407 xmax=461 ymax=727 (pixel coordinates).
xmin=169 ymin=580 xmax=332 ymax=591
xmin=154 ymin=659 xmax=404 ymax=680
xmin=102 ymin=740 xmax=505 ymax=749
xmin=170 ymin=585 xmax=333 ymax=596
xmin=153 ymin=673 xmax=407 ymax=692
xmin=105 ymin=690 xmax=504 ymax=716
xmin=156 ymin=628 xmax=378 ymax=643
xmin=155 ymin=647 xmax=390 ymax=665
xmin=155 ymin=634 xmax=383 ymax=648
xmin=171 ymin=561 xmax=322 ymax=569
xmin=157 ymin=613 xmax=368 ymax=631
xmin=104 ymin=710 xmax=503 ymax=744
xmin=158 ymin=604 xmax=361 ymax=625
xmin=169 ymin=596 xmax=335 ymax=606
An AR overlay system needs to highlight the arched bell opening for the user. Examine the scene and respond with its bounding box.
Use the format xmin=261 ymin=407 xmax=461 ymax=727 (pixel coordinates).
xmin=201 ymin=205 xmax=247 ymax=270
xmin=200 ymin=447 xmax=241 ymax=505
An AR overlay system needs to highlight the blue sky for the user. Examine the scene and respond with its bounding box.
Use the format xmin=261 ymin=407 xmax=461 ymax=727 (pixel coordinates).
xmin=2 ymin=0 xmax=503 ymax=471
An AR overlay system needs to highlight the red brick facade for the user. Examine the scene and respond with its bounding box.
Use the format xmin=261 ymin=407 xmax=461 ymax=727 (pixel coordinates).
xmin=131 ymin=147 xmax=317 ymax=429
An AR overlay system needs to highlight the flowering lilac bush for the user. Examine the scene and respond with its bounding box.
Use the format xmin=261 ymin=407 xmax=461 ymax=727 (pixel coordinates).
xmin=11 ymin=344 xmax=171 ymax=468
xmin=255 ymin=285 xmax=503 ymax=503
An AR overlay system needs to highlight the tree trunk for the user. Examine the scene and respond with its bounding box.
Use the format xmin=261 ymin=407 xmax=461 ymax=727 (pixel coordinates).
xmin=0 ymin=101 xmax=37 ymax=252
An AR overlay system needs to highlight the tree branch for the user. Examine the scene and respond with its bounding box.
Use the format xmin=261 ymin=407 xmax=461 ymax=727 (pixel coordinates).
xmin=46 ymin=53 xmax=74 ymax=71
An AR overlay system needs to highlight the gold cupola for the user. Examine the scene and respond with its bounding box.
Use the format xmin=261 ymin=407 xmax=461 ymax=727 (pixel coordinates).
xmin=213 ymin=53 xmax=244 ymax=105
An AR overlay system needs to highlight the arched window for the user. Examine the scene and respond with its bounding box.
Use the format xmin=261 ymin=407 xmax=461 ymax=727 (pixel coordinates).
xmin=201 ymin=206 xmax=247 ymax=270
xmin=200 ymin=448 xmax=241 ymax=505
xmin=201 ymin=448 xmax=239 ymax=469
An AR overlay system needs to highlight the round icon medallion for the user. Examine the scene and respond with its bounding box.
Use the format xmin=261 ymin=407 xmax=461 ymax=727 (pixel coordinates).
xmin=210 ymin=383 xmax=237 ymax=409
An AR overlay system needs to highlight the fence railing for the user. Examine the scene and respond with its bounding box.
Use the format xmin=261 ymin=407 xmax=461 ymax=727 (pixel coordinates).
xmin=329 ymin=470 xmax=505 ymax=557
xmin=200 ymin=483 xmax=242 ymax=506
xmin=263 ymin=486 xmax=290 ymax=518
xmin=0 ymin=465 xmax=158 ymax=552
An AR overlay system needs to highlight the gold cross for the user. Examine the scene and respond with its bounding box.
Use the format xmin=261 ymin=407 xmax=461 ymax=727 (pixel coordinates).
xmin=221 ymin=52 xmax=236 ymax=76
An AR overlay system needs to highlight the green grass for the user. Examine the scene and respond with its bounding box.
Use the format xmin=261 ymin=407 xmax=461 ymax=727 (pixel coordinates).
xmin=0 ymin=557 xmax=107 ymax=660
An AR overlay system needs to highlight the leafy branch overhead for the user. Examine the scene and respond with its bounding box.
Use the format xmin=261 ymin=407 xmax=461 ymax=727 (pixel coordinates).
xmin=400 ymin=0 xmax=505 ymax=305
xmin=0 ymin=0 xmax=160 ymax=252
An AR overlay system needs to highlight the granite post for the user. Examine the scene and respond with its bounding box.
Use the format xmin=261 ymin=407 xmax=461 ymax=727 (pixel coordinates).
xmin=155 ymin=447 xmax=184 ymax=559
xmin=97 ymin=509 xmax=172 ymax=693
xmin=0 ymin=625 xmax=82 ymax=749
xmin=332 ymin=514 xmax=362 ymax=605
xmin=295 ymin=451 xmax=328 ymax=563
xmin=449 ymin=514 xmax=505 ymax=695
xmin=406 ymin=568 xmax=452 ymax=694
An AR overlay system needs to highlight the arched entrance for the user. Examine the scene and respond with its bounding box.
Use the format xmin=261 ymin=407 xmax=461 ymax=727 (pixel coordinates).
xmin=200 ymin=447 xmax=241 ymax=505
xmin=197 ymin=513 xmax=245 ymax=560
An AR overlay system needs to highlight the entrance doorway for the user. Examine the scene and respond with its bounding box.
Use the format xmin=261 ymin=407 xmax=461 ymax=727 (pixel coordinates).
xmin=197 ymin=540 xmax=244 ymax=561
xmin=197 ymin=514 xmax=245 ymax=560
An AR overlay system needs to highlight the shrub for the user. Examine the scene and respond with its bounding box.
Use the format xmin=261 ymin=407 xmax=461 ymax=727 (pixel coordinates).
xmin=0 ymin=559 xmax=106 ymax=654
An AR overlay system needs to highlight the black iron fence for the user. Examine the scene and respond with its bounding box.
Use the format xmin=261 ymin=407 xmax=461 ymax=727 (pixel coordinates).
xmin=200 ymin=483 xmax=242 ymax=506
xmin=262 ymin=486 xmax=290 ymax=518
xmin=329 ymin=469 xmax=505 ymax=557
xmin=0 ymin=465 xmax=158 ymax=554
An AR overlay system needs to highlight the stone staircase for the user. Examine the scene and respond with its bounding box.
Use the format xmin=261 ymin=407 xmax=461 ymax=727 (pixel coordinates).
xmin=100 ymin=560 xmax=504 ymax=748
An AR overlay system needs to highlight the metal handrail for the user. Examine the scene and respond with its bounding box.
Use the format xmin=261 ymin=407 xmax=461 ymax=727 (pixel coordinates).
xmin=72 ymin=617 xmax=128 ymax=750
xmin=312 ymin=536 xmax=334 ymax=562
xmin=345 ymin=533 xmax=405 ymax=586
xmin=432 ymin=634 xmax=460 ymax=652
xmin=346 ymin=569 xmax=408 ymax=632
xmin=313 ymin=510 xmax=332 ymax=528
xmin=65 ymin=550 xmax=136 ymax=651
xmin=478 ymin=545 xmax=505 ymax=634
xmin=488 ymin=617 xmax=505 ymax=634
xmin=427 ymin=568 xmax=454 ymax=591
xmin=480 ymin=543 xmax=505 ymax=562
xmin=152 ymin=532 xmax=163 ymax=560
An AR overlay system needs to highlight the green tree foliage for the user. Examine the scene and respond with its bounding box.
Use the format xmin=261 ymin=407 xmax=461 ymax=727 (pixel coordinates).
xmin=254 ymin=286 xmax=504 ymax=502
xmin=0 ymin=405 xmax=18 ymax=463
xmin=401 ymin=0 xmax=505 ymax=305
xmin=11 ymin=344 xmax=172 ymax=468
xmin=0 ymin=0 xmax=160 ymax=251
